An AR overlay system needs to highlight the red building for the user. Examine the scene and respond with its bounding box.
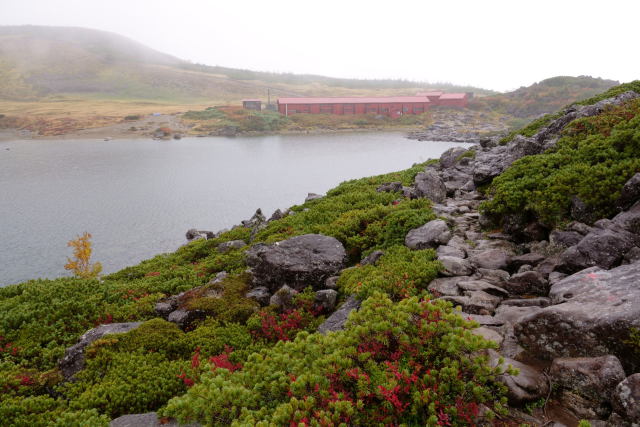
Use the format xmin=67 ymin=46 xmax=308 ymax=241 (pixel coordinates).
xmin=277 ymin=96 xmax=431 ymax=117
xmin=436 ymin=93 xmax=469 ymax=108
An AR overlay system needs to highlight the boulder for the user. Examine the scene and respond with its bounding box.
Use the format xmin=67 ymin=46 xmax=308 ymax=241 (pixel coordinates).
xmin=360 ymin=250 xmax=384 ymax=266
xmin=217 ymin=240 xmax=246 ymax=253
xmin=505 ymin=271 xmax=548 ymax=296
xmin=616 ymin=173 xmax=640 ymax=210
xmin=469 ymin=248 xmax=510 ymax=270
xmin=550 ymin=230 xmax=583 ymax=247
xmin=317 ymin=296 xmax=361 ymax=334
xmin=550 ymin=355 xmax=626 ymax=419
xmin=488 ymin=350 xmax=549 ymax=404
xmin=269 ymin=285 xmax=298 ymax=310
xmin=376 ymin=182 xmax=403 ymax=193
xmin=436 ymin=244 xmax=466 ymax=259
xmin=472 ymin=327 xmax=504 ymax=347
xmin=612 ymin=374 xmax=640 ymax=423
xmin=500 ymin=297 xmax=551 ymax=308
xmin=305 ymin=193 xmax=324 ymax=202
xmin=477 ymin=268 xmax=510 ymax=286
xmin=315 ymin=289 xmax=338 ymax=311
xmin=155 ymin=298 xmax=178 ymax=318
xmin=185 ymin=229 xmax=214 ymax=241
xmin=439 ymin=256 xmax=474 ymax=276
xmin=245 ymin=286 xmax=271 ymax=306
xmin=246 ymin=234 xmax=346 ymax=292
xmin=456 ymin=280 xmax=509 ymax=298
xmin=269 ymin=209 xmax=285 ymax=221
xmin=440 ymin=290 xmax=501 ymax=315
xmin=439 ymin=146 xmax=468 ymax=169
xmin=324 ymin=276 xmax=339 ymax=290
xmin=427 ymin=276 xmax=467 ymax=296
xmin=514 ymin=263 xmax=640 ymax=371
xmin=60 ymin=322 xmax=142 ymax=379
xmin=404 ymin=219 xmax=451 ymax=249
xmin=167 ymin=309 xmax=206 ymax=330
xmin=494 ymin=305 xmax=542 ymax=326
xmin=414 ymin=170 xmax=447 ymax=203
xmin=508 ymin=253 xmax=546 ymax=270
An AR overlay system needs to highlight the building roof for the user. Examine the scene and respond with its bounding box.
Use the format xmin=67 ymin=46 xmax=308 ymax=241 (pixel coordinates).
xmin=277 ymin=96 xmax=431 ymax=105
xmin=438 ymin=93 xmax=467 ymax=100
xmin=416 ymin=91 xmax=444 ymax=97
xmin=242 ymin=99 xmax=262 ymax=102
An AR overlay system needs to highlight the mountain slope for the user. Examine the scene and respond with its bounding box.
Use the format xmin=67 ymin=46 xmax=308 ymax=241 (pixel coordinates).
xmin=0 ymin=25 xmax=494 ymax=102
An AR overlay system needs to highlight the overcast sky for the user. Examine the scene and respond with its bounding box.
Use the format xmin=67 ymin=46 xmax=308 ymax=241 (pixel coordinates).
xmin=1 ymin=0 xmax=638 ymax=92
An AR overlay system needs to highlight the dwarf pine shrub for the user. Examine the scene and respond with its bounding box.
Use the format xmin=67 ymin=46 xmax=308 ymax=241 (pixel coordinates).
xmin=161 ymin=293 xmax=507 ymax=426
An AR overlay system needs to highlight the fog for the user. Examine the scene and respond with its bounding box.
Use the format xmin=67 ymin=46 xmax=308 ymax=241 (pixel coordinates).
xmin=1 ymin=0 xmax=638 ymax=91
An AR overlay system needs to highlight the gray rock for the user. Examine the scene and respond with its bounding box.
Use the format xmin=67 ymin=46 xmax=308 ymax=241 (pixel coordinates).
xmin=60 ymin=322 xmax=142 ymax=379
xmin=245 ymin=286 xmax=271 ymax=306
xmin=505 ymin=271 xmax=548 ymax=296
xmin=514 ymin=263 xmax=640 ymax=371
xmin=472 ymin=327 xmax=504 ymax=347
xmin=324 ymin=276 xmax=339 ymax=290
xmin=110 ymin=412 xmax=199 ymax=427
xmin=500 ymin=297 xmax=550 ymax=307
xmin=550 ymin=355 xmax=626 ymax=419
xmin=315 ymin=289 xmax=338 ymax=311
xmin=360 ymin=250 xmax=384 ymax=266
xmin=508 ymin=253 xmax=546 ymax=270
xmin=376 ymin=182 xmax=403 ymax=193
xmin=550 ymin=230 xmax=583 ymax=247
xmin=612 ymin=374 xmax=640 ymax=423
xmin=439 ymin=256 xmax=474 ymax=276
xmin=402 ymin=186 xmax=417 ymax=199
xmin=469 ymin=248 xmax=510 ymax=270
xmin=459 ymin=312 xmax=505 ymax=326
xmin=617 ymin=173 xmax=640 ymax=210
xmin=269 ymin=209 xmax=285 ymax=221
xmin=217 ymin=240 xmax=246 ymax=253
xmin=623 ymin=246 xmax=640 ymax=264
xmin=517 ymin=264 xmax=532 ymax=273
xmin=571 ymin=196 xmax=599 ymax=224
xmin=317 ymin=296 xmax=361 ymax=334
xmin=405 ymin=219 xmax=451 ymax=249
xmin=206 ymin=271 xmax=228 ymax=285
xmin=427 ymin=276 xmax=466 ymax=296
xmin=457 ymin=280 xmax=509 ymax=298
xmin=168 ymin=309 xmax=206 ymax=330
xmin=548 ymin=271 xmax=567 ymax=286
xmin=246 ymin=234 xmax=346 ymax=292
xmin=185 ymin=229 xmax=214 ymax=241
xmin=436 ymin=244 xmax=466 ymax=259
xmin=477 ymin=268 xmax=510 ymax=286
xmin=155 ymin=298 xmax=178 ymax=318
xmin=439 ymin=147 xmax=468 ymax=169
xmin=414 ymin=170 xmax=447 ymax=203
xmin=269 ymin=285 xmax=298 ymax=310
xmin=305 ymin=193 xmax=324 ymax=202
xmin=440 ymin=290 xmax=501 ymax=315
xmin=494 ymin=305 xmax=542 ymax=325
xmin=567 ymin=221 xmax=593 ymax=235
xmin=488 ymin=350 xmax=549 ymax=404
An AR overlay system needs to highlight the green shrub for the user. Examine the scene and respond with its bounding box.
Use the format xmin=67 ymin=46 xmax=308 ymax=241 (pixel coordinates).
xmin=483 ymin=98 xmax=640 ymax=227
xmin=338 ymin=245 xmax=441 ymax=300
xmin=161 ymin=293 xmax=506 ymax=426
xmin=0 ymin=395 xmax=108 ymax=427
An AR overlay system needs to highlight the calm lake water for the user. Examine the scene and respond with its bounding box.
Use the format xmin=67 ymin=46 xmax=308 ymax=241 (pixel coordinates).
xmin=0 ymin=132 xmax=472 ymax=286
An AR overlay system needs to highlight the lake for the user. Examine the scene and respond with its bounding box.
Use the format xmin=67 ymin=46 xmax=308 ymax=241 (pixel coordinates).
xmin=0 ymin=132 xmax=472 ymax=286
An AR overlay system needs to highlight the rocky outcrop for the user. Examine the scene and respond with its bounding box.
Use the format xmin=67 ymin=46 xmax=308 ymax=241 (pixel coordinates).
xmin=550 ymin=355 xmax=626 ymax=419
xmin=317 ymin=296 xmax=361 ymax=334
xmin=488 ymin=349 xmax=549 ymax=404
xmin=414 ymin=170 xmax=447 ymax=202
xmin=514 ymin=262 xmax=640 ymax=371
xmin=60 ymin=322 xmax=142 ymax=379
xmin=246 ymin=234 xmax=346 ymax=292
xmin=612 ymin=374 xmax=640 ymax=423
xmin=404 ymin=219 xmax=451 ymax=249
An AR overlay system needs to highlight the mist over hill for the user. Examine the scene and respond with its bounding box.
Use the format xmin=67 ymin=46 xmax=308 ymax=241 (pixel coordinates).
xmin=0 ymin=25 xmax=495 ymax=102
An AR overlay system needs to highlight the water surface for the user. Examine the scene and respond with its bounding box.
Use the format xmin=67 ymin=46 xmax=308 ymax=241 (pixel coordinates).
xmin=0 ymin=132 xmax=471 ymax=286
